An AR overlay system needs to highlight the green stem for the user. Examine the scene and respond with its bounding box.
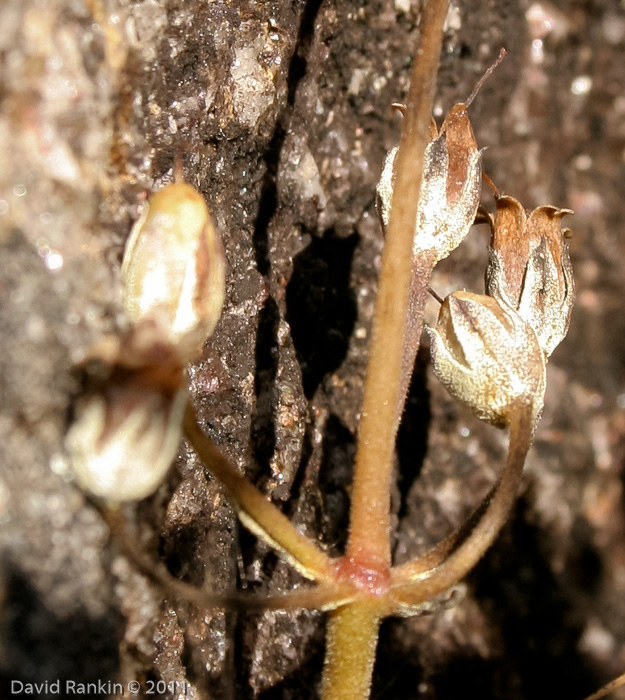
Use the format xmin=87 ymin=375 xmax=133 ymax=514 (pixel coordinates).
xmin=321 ymin=602 xmax=382 ymax=700
xmin=346 ymin=0 xmax=449 ymax=573
xmin=390 ymin=404 xmax=533 ymax=607
xmin=321 ymin=2 xmax=449 ymax=697
xmin=183 ymin=401 xmax=336 ymax=582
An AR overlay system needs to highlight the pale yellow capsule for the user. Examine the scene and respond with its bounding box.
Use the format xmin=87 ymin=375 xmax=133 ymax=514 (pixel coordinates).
xmin=427 ymin=291 xmax=546 ymax=428
xmin=122 ymin=183 xmax=226 ymax=362
xmin=376 ymin=105 xmax=483 ymax=263
xmin=66 ymin=370 xmax=187 ymax=502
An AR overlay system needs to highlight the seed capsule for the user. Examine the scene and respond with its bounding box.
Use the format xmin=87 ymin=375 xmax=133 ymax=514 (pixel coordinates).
xmin=376 ymin=50 xmax=508 ymax=262
xmin=122 ymin=183 xmax=226 ymax=362
xmin=376 ymin=106 xmax=482 ymax=262
xmin=65 ymin=325 xmax=187 ymax=502
xmin=485 ymin=194 xmax=575 ymax=358
xmin=427 ymin=291 xmax=546 ymax=427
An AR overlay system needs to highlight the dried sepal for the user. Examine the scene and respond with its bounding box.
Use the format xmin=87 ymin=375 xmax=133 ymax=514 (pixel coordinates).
xmin=485 ymin=194 xmax=575 ymax=357
xmin=376 ymin=105 xmax=483 ymax=262
xmin=122 ymin=182 xmax=226 ymax=362
xmin=65 ymin=322 xmax=187 ymax=502
xmin=427 ymin=291 xmax=546 ymax=427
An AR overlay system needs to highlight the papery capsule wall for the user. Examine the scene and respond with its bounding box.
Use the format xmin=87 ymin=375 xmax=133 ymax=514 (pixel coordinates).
xmin=427 ymin=291 xmax=546 ymax=428
xmin=122 ymin=183 xmax=226 ymax=362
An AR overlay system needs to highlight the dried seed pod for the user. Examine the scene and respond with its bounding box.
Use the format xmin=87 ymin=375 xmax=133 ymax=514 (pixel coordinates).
xmin=376 ymin=50 xmax=506 ymax=262
xmin=376 ymin=106 xmax=482 ymax=262
xmin=485 ymin=194 xmax=575 ymax=358
xmin=65 ymin=325 xmax=187 ymax=502
xmin=427 ymin=291 xmax=546 ymax=427
xmin=122 ymin=182 xmax=226 ymax=362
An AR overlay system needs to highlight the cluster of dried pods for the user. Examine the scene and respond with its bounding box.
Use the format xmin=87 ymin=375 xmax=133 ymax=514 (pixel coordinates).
xmin=66 ymin=181 xmax=226 ymax=502
xmin=376 ymin=49 xmax=573 ymax=434
xmin=64 ymin=39 xmax=582 ymax=700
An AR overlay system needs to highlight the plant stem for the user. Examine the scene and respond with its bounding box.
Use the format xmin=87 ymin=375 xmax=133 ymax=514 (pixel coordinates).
xmin=321 ymin=602 xmax=382 ymax=700
xmin=346 ymin=0 xmax=449 ymax=573
xmin=101 ymin=504 xmax=354 ymax=611
xmin=390 ymin=403 xmax=534 ymax=606
xmin=396 ymin=252 xmax=437 ymax=426
xmin=321 ymin=2 xmax=449 ymax=697
xmin=581 ymin=673 xmax=625 ymax=700
xmin=183 ymin=401 xmax=336 ymax=582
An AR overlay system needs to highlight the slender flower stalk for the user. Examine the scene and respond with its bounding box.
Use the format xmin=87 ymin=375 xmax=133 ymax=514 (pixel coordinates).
xmin=581 ymin=673 xmax=625 ymax=700
xmin=183 ymin=402 xmax=336 ymax=582
xmin=321 ymin=1 xmax=450 ymax=697
xmin=345 ymin=0 xmax=450 ymax=575
xmin=390 ymin=403 xmax=534 ymax=606
xmin=99 ymin=505 xmax=353 ymax=612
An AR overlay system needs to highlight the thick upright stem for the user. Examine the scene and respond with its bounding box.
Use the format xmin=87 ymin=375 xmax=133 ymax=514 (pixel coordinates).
xmin=346 ymin=0 xmax=449 ymax=572
xmin=321 ymin=602 xmax=382 ymax=700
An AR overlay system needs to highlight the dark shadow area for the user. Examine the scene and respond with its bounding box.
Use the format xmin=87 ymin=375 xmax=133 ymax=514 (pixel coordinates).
xmin=395 ymin=343 xmax=432 ymax=521
xmin=371 ymin=498 xmax=604 ymax=699
xmin=0 ymin=564 xmax=120 ymax=699
xmin=372 ymin=618 xmax=424 ymax=700
xmin=432 ymin=655 xmax=507 ymax=700
xmin=252 ymin=0 xmax=325 ymax=276
xmin=318 ymin=414 xmax=357 ymax=554
xmin=563 ymin=517 xmax=603 ymax=598
xmin=465 ymin=497 xmax=601 ymax=700
xmin=232 ymin=578 xmax=256 ymax=700
xmin=236 ymin=520 xmax=284 ymax=596
xmin=286 ymin=229 xmax=359 ymax=399
xmin=250 ymin=295 xmax=280 ymax=480
xmin=161 ymin=521 xmax=209 ymax=587
xmin=285 ymin=417 xmax=315 ymax=522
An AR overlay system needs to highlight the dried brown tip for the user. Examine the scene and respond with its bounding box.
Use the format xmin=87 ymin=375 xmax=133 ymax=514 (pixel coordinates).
xmin=466 ymin=48 xmax=507 ymax=107
xmin=428 ymin=286 xmax=444 ymax=304
xmin=482 ymin=172 xmax=501 ymax=197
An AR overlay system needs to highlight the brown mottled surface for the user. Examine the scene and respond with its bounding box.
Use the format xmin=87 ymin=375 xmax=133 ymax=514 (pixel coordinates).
xmin=1 ymin=0 xmax=625 ymax=698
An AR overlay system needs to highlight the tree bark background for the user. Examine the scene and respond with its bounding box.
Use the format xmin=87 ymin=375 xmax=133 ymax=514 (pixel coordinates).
xmin=1 ymin=0 xmax=625 ymax=698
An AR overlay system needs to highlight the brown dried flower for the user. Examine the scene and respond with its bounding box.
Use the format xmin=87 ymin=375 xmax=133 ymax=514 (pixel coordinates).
xmin=376 ymin=50 xmax=507 ymax=263
xmin=485 ymin=194 xmax=574 ymax=358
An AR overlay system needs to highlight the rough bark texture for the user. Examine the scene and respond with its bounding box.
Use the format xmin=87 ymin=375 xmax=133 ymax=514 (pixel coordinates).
xmin=1 ymin=0 xmax=625 ymax=698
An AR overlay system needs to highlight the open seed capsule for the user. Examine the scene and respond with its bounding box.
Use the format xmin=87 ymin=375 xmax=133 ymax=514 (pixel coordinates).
xmin=427 ymin=291 xmax=546 ymax=428
xmin=485 ymin=195 xmax=575 ymax=358
xmin=65 ymin=322 xmax=188 ymax=502
xmin=376 ymin=106 xmax=482 ymax=263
